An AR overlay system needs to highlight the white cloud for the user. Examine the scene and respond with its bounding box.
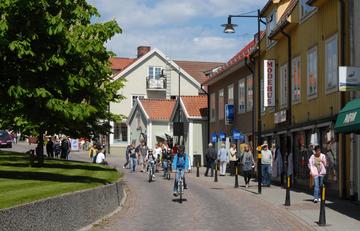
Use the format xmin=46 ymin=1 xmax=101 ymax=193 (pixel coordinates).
xmin=89 ymin=0 xmax=266 ymax=61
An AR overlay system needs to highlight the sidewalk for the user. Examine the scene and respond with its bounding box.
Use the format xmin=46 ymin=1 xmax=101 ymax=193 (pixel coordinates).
xmin=188 ymin=166 xmax=360 ymax=231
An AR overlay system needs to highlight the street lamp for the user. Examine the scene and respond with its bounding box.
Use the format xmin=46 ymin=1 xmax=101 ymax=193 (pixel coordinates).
xmin=222 ymin=9 xmax=266 ymax=194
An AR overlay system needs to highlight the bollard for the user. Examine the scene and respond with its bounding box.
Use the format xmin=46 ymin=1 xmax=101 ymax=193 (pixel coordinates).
xmin=235 ymin=167 xmax=239 ymax=188
xmin=196 ymin=161 xmax=200 ymax=177
xmin=285 ymin=175 xmax=291 ymax=206
xmin=318 ymin=185 xmax=326 ymax=226
xmin=214 ymin=162 xmax=218 ymax=182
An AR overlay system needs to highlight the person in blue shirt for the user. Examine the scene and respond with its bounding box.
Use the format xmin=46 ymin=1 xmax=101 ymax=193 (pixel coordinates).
xmin=172 ymin=145 xmax=189 ymax=196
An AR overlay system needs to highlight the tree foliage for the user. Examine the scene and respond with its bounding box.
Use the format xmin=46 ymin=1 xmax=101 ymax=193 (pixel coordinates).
xmin=0 ymin=0 xmax=125 ymax=137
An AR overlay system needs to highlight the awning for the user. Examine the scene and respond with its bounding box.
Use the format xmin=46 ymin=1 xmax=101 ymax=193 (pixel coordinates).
xmin=335 ymin=98 xmax=360 ymax=134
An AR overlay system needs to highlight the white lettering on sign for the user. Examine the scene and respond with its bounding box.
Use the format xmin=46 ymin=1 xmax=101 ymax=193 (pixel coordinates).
xmin=264 ymin=60 xmax=275 ymax=107
xmin=344 ymin=112 xmax=357 ymax=124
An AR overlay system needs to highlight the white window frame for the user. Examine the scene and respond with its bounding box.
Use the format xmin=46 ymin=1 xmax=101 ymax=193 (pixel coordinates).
xmin=299 ymin=0 xmax=316 ymax=21
xmin=218 ymin=89 xmax=224 ymax=120
xmin=210 ymin=93 xmax=216 ymax=122
xmin=307 ymin=46 xmax=318 ymax=99
xmin=280 ymin=64 xmax=288 ymax=109
xmin=246 ymin=76 xmax=253 ymax=112
xmin=228 ymin=84 xmax=234 ymax=105
xmin=325 ymin=34 xmax=338 ymax=94
xmin=292 ymin=56 xmax=301 ymax=104
xmin=148 ymin=66 xmax=162 ymax=79
xmin=266 ymin=9 xmax=277 ymax=47
xmin=113 ymin=122 xmax=128 ymax=143
xmin=238 ymin=79 xmax=246 ymax=114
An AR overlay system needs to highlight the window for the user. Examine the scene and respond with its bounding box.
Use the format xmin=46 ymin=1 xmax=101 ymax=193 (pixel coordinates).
xmin=210 ymin=93 xmax=216 ymax=122
xmin=307 ymin=47 xmax=318 ymax=98
xmin=246 ymin=76 xmax=253 ymax=112
xmin=218 ymin=89 xmax=224 ymax=120
xmin=292 ymin=56 xmax=301 ymax=103
xmin=300 ymin=0 xmax=316 ymax=19
xmin=325 ymin=34 xmax=338 ymax=93
xmin=148 ymin=66 xmax=162 ymax=79
xmin=238 ymin=79 xmax=246 ymax=114
xmin=132 ymin=95 xmax=145 ymax=107
xmin=266 ymin=9 xmax=277 ymax=47
xmin=114 ymin=122 xmax=127 ymax=143
xmin=228 ymin=84 xmax=234 ymax=105
xmin=280 ymin=64 xmax=288 ymax=108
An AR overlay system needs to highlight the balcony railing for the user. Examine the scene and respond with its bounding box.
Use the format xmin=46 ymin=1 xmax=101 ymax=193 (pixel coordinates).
xmin=146 ymin=77 xmax=166 ymax=90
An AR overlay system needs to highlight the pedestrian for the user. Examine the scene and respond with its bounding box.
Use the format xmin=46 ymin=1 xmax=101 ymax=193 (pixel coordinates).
xmin=229 ymin=143 xmax=238 ymax=176
xmin=308 ymin=145 xmax=327 ymax=203
xmin=138 ymin=141 xmax=148 ymax=172
xmin=204 ymin=143 xmax=217 ymax=177
xmin=46 ymin=137 xmax=54 ymax=158
xmin=261 ymin=141 xmax=272 ymax=187
xmin=129 ymin=143 xmax=137 ymax=172
xmin=155 ymin=143 xmax=162 ymax=172
xmin=53 ymin=136 xmax=61 ymax=158
xmin=60 ymin=135 xmax=69 ymax=159
xmin=217 ymin=143 xmax=228 ymax=176
xmin=241 ymin=144 xmax=255 ymax=187
xmin=123 ymin=144 xmax=131 ymax=169
xmin=95 ymin=149 xmax=108 ymax=165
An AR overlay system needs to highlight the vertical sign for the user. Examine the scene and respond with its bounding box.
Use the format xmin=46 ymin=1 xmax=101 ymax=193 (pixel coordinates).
xmin=225 ymin=104 xmax=234 ymax=124
xmin=264 ymin=60 xmax=276 ymax=107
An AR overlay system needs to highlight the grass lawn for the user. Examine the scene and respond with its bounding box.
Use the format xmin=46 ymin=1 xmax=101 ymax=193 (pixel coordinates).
xmin=0 ymin=150 xmax=120 ymax=209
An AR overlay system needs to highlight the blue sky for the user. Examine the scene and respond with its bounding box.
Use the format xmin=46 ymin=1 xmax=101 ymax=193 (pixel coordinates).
xmin=88 ymin=0 xmax=268 ymax=62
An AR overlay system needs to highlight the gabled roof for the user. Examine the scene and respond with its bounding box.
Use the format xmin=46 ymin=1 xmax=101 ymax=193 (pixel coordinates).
xmin=181 ymin=95 xmax=208 ymax=119
xmin=139 ymin=99 xmax=176 ymax=121
xmin=268 ymin=0 xmax=298 ymax=39
xmin=174 ymin=61 xmax=224 ymax=84
xmin=203 ymin=39 xmax=257 ymax=86
xmin=109 ymin=57 xmax=136 ymax=71
xmin=111 ymin=48 xmax=202 ymax=89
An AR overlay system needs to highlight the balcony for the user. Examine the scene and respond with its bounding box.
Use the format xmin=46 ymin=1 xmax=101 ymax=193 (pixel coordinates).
xmin=146 ymin=77 xmax=166 ymax=91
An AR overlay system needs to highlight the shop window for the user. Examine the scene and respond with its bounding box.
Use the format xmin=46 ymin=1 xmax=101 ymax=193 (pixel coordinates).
xmin=292 ymin=56 xmax=301 ymax=103
xmin=218 ymin=89 xmax=224 ymax=120
xmin=307 ymin=46 xmax=318 ymax=99
xmin=325 ymin=34 xmax=338 ymax=93
xmin=228 ymin=84 xmax=234 ymax=105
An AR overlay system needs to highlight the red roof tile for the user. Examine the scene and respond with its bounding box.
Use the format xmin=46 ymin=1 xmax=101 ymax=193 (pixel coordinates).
xmin=139 ymin=99 xmax=176 ymax=121
xmin=109 ymin=57 xmax=137 ymax=71
xmin=174 ymin=61 xmax=223 ymax=84
xmin=181 ymin=95 xmax=208 ymax=118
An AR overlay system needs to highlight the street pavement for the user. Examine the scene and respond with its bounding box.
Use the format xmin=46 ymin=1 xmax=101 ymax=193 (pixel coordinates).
xmin=6 ymin=143 xmax=360 ymax=231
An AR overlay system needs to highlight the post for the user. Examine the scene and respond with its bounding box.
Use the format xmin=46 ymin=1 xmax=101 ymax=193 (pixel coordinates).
xmin=235 ymin=166 xmax=239 ymax=188
xmin=214 ymin=161 xmax=218 ymax=182
xmin=257 ymin=9 xmax=262 ymax=195
xmin=318 ymin=185 xmax=326 ymax=226
xmin=196 ymin=161 xmax=200 ymax=177
xmin=285 ymin=175 xmax=291 ymax=206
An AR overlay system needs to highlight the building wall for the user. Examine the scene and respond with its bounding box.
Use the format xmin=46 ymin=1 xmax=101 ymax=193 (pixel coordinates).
xmin=128 ymin=106 xmax=148 ymax=146
xmin=151 ymin=121 xmax=170 ymax=149
xmin=192 ymin=120 xmax=207 ymax=166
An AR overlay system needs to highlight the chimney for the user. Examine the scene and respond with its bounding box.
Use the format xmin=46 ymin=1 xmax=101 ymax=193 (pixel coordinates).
xmin=137 ymin=46 xmax=151 ymax=58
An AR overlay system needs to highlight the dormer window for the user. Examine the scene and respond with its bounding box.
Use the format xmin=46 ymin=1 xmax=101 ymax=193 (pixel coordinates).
xmin=300 ymin=0 xmax=316 ymax=19
xmin=266 ymin=9 xmax=276 ymax=47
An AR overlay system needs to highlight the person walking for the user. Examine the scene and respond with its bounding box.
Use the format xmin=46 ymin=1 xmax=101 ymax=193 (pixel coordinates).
xmin=217 ymin=143 xmax=228 ymax=176
xmin=229 ymin=144 xmax=238 ymax=176
xmin=46 ymin=137 xmax=54 ymax=158
xmin=123 ymin=144 xmax=131 ymax=169
xmin=308 ymin=145 xmax=327 ymax=203
xmin=241 ymin=144 xmax=255 ymax=187
xmin=60 ymin=135 xmax=69 ymax=159
xmin=261 ymin=142 xmax=272 ymax=187
xmin=129 ymin=143 xmax=137 ymax=172
xmin=205 ymin=143 xmax=217 ymax=177
xmin=138 ymin=141 xmax=148 ymax=172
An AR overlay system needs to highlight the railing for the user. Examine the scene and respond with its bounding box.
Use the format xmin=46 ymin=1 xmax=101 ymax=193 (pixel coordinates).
xmin=146 ymin=77 xmax=166 ymax=90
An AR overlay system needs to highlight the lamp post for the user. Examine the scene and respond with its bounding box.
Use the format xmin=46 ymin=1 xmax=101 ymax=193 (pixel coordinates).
xmin=222 ymin=9 xmax=266 ymax=194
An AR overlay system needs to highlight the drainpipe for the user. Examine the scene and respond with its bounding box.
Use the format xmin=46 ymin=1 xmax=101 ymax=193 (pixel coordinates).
xmin=281 ymin=29 xmax=292 ymax=189
xmin=245 ymin=57 xmax=255 ymax=148
xmin=201 ymin=84 xmax=210 ymax=147
xmin=339 ymin=0 xmax=347 ymax=199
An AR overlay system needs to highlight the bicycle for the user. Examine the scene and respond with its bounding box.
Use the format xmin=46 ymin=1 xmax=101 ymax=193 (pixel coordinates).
xmin=148 ymin=160 xmax=155 ymax=182
xmin=177 ymin=168 xmax=185 ymax=203
xmin=163 ymin=159 xmax=171 ymax=180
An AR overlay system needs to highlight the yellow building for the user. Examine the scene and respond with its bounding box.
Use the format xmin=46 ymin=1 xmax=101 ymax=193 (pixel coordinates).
xmin=256 ymin=0 xmax=349 ymax=197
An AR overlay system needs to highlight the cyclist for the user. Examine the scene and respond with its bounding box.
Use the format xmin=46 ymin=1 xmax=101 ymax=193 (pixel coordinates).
xmin=172 ymin=145 xmax=189 ymax=197
xmin=162 ymin=147 xmax=172 ymax=177
xmin=146 ymin=149 xmax=156 ymax=178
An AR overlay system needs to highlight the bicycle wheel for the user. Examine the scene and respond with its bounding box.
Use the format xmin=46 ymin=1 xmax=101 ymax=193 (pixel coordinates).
xmin=178 ymin=180 xmax=183 ymax=203
xmin=149 ymin=169 xmax=152 ymax=182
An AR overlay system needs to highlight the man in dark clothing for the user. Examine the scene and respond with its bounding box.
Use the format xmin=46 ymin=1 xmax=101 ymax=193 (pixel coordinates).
xmin=60 ymin=135 xmax=69 ymax=159
xmin=205 ymin=143 xmax=217 ymax=177
xmin=46 ymin=137 xmax=54 ymax=158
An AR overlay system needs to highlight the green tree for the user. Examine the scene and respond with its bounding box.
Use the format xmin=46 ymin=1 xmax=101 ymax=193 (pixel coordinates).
xmin=0 ymin=0 xmax=125 ymax=138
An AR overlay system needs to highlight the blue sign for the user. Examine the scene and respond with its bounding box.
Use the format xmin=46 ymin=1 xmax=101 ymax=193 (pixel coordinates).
xmin=219 ymin=132 xmax=226 ymax=141
xmin=211 ymin=132 xmax=217 ymax=143
xmin=225 ymin=104 xmax=234 ymax=123
xmin=232 ymin=129 xmax=241 ymax=140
